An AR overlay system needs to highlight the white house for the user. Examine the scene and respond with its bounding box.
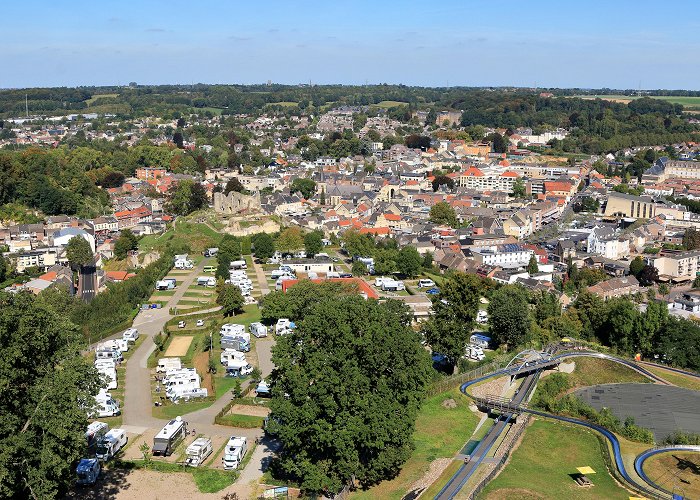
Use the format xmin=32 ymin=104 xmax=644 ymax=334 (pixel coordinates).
xmin=470 ymin=243 xmax=534 ymax=269
xmin=52 ymin=228 xmax=96 ymax=253
xmin=586 ymin=227 xmax=629 ymax=260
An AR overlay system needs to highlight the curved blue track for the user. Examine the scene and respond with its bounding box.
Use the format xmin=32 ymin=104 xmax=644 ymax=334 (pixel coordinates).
xmin=634 ymin=445 xmax=700 ymax=497
xmin=457 ymin=351 xmax=700 ymax=499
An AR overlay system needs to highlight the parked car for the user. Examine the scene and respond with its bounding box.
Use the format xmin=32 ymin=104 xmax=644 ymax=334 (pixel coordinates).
xmin=426 ymin=287 xmax=440 ymax=295
xmin=418 ymin=279 xmax=435 ymax=288
xmin=196 ymin=319 xmax=205 ymax=327
xmin=178 ymin=321 xmax=186 ymax=328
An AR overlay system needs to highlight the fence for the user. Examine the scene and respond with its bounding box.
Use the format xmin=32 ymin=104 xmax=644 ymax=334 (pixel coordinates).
xmin=427 ymin=355 xmax=511 ymax=397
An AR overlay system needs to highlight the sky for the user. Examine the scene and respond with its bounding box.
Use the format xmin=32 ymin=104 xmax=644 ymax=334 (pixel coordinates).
xmin=2 ymin=0 xmax=700 ymax=90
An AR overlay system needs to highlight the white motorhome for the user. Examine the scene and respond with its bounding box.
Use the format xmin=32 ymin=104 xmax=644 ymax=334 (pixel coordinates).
xmin=220 ymin=323 xmax=246 ymax=336
xmin=157 ymin=357 xmax=182 ymax=373
xmin=275 ymin=318 xmax=294 ymax=335
xmin=168 ymin=387 xmax=208 ymax=403
xmin=466 ymin=345 xmax=485 ymax=361
xmin=270 ymin=269 xmax=294 ymax=280
xmin=185 ymin=437 xmax=213 ymax=467
xmin=164 ymin=373 xmax=201 ymax=390
xmin=99 ymin=339 xmax=129 ymax=353
xmin=222 ymin=436 xmax=248 ymax=470
xmin=229 ymin=260 xmax=247 ymax=270
xmin=476 ymin=311 xmax=488 ymax=324
xmin=152 ymin=417 xmax=187 ymax=456
xmin=122 ymin=328 xmax=139 ymax=342
xmin=196 ymin=276 xmax=210 ymax=286
xmin=91 ymin=389 xmax=120 ymax=418
xmin=95 ymin=429 xmax=127 ymax=461
xmin=220 ymin=349 xmax=246 ymax=366
xmin=374 ymin=276 xmax=390 ymax=287
xmin=95 ymin=349 xmax=123 ymax=363
xmin=249 ymin=322 xmax=268 ymax=338
xmin=381 ymin=279 xmax=405 ymax=291
xmin=97 ymin=366 xmax=117 ymax=390
xmin=85 ymin=421 xmax=109 ymax=453
xmin=225 ymin=358 xmax=254 ymax=377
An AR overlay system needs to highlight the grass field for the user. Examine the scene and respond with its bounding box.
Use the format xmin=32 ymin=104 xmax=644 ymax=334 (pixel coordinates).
xmin=138 ymin=220 xmax=220 ymax=255
xmin=352 ymin=388 xmax=479 ymax=499
xmin=644 ymin=365 xmax=700 ymax=391
xmin=268 ymin=101 xmax=298 ymax=107
xmin=86 ymin=93 xmax=119 ymax=105
xmin=642 ymin=451 xmax=700 ymax=499
xmin=480 ymin=419 xmax=629 ymax=500
xmin=564 ymin=357 xmax=651 ymax=388
xmin=372 ymin=100 xmax=408 ymax=108
xmin=574 ymin=94 xmax=700 ymax=110
xmin=217 ymin=413 xmax=265 ymax=428
xmin=194 ymin=107 xmax=224 ymax=115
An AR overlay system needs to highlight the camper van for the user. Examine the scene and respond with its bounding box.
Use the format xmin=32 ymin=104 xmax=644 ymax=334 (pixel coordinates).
xmin=229 ymin=259 xmax=247 ymax=270
xmin=203 ymin=247 xmax=219 ymax=257
xmin=225 ymin=358 xmax=254 ymax=377
xmin=418 ymin=279 xmax=435 ymax=288
xmin=255 ymin=379 xmax=271 ymax=397
xmin=76 ymin=458 xmax=100 ymax=486
xmin=99 ymin=339 xmax=129 ymax=353
xmin=196 ymin=276 xmax=210 ymax=286
xmin=270 ymin=269 xmax=294 ymax=280
xmin=95 ymin=349 xmax=123 ymax=363
xmin=95 ymin=429 xmax=127 ymax=461
xmin=466 ymin=345 xmax=486 ymax=361
xmin=155 ymin=279 xmax=175 ymax=291
xmin=185 ymin=437 xmax=213 ymax=467
xmin=164 ymin=373 xmax=201 ymax=390
xmin=220 ymin=323 xmax=245 ymax=336
xmin=275 ymin=318 xmax=294 ymax=335
xmin=220 ymin=336 xmax=250 ymax=352
xmin=222 ymin=436 xmax=248 ymax=470
xmin=168 ymin=387 xmax=208 ymax=403
xmin=157 ymin=357 xmax=182 ymax=373
xmin=122 ymin=328 xmax=139 ymax=342
xmin=381 ymin=279 xmax=405 ymax=291
xmin=85 ymin=421 xmax=109 ymax=453
xmin=97 ymin=366 xmax=117 ymax=390
xmin=470 ymin=334 xmax=492 ymax=349
xmin=91 ymin=389 xmax=120 ymax=418
xmin=221 ymin=348 xmax=246 ymax=366
xmin=152 ymin=417 xmax=187 ymax=456
xmin=249 ymin=322 xmax=268 ymax=338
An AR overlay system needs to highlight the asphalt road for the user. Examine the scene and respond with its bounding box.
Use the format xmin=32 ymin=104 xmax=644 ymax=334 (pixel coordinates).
xmin=80 ymin=262 xmax=97 ymax=302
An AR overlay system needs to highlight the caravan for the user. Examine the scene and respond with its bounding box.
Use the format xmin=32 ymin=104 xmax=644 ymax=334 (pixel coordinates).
xmin=220 ymin=323 xmax=246 ymax=337
xmin=85 ymin=422 xmax=109 ymax=453
xmin=229 ymin=260 xmax=247 ymax=270
xmin=221 ymin=349 xmax=246 ymax=366
xmin=222 ymin=436 xmax=248 ymax=470
xmin=249 ymin=322 xmax=268 ymax=338
xmin=76 ymin=458 xmax=100 ymax=486
xmin=225 ymin=358 xmax=254 ymax=377
xmin=275 ymin=318 xmax=295 ymax=335
xmin=152 ymin=417 xmax=187 ymax=456
xmin=168 ymin=386 xmax=208 ymax=403
xmin=185 ymin=437 xmax=213 ymax=467
xmin=91 ymin=389 xmax=120 ymax=418
xmin=95 ymin=349 xmax=123 ymax=363
xmin=95 ymin=429 xmax=127 ymax=461
xmin=99 ymin=339 xmax=129 ymax=353
xmin=122 ymin=328 xmax=139 ymax=342
xmin=97 ymin=366 xmax=117 ymax=390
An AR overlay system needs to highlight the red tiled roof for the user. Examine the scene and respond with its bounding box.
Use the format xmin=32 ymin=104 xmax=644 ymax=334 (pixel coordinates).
xmin=360 ymin=227 xmax=390 ymax=235
xmin=383 ymin=213 xmax=401 ymax=221
xmin=462 ymin=166 xmax=484 ymax=177
xmin=501 ymin=170 xmax=519 ymax=178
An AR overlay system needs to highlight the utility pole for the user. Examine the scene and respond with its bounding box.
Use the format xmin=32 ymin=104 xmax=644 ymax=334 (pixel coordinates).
xmin=25 ymin=94 xmax=29 ymax=117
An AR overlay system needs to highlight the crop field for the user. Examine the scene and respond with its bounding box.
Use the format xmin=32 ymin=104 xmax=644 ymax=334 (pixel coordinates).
xmin=574 ymin=94 xmax=700 ymax=110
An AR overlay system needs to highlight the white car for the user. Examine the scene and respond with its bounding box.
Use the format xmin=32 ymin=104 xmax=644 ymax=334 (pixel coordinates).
xmin=418 ymin=279 xmax=435 ymax=288
xmin=178 ymin=321 xmax=186 ymax=329
xmin=196 ymin=320 xmax=205 ymax=327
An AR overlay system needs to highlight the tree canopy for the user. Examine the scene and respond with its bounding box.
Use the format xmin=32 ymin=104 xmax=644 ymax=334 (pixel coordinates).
xmin=216 ymin=283 xmax=245 ymax=316
xmin=290 ymin=178 xmax=316 ymax=199
xmin=429 ymin=202 xmax=458 ymax=227
xmin=268 ymin=289 xmax=431 ymax=494
xmin=164 ymin=179 xmax=208 ymax=216
xmin=303 ymin=231 xmax=324 ymax=258
xmin=277 ymin=227 xmax=304 ymax=254
xmin=113 ymin=229 xmax=138 ymax=260
xmin=0 ymin=292 xmax=100 ymax=498
xmin=488 ymin=285 xmax=530 ymax=348
xmin=251 ymin=232 xmax=275 ymax=260
xmin=65 ymin=235 xmax=93 ymax=269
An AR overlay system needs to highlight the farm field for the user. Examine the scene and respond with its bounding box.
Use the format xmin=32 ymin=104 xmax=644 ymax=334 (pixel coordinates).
xmin=574 ymin=94 xmax=700 ymax=110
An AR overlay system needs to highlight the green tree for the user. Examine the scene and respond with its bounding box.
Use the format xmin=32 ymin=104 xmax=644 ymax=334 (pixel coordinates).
xmin=66 ymin=235 xmax=93 ymax=269
xmin=319 ymin=187 xmax=326 ymax=205
xmin=512 ymin=178 xmax=526 ymax=198
xmin=0 ymin=253 xmax=7 ymax=282
xmin=429 ymin=201 xmax=458 ymax=227
xmin=658 ymin=283 xmax=670 ymax=297
xmin=219 ymin=235 xmax=242 ymax=259
xmin=629 ymin=256 xmax=645 ymax=278
xmin=268 ymin=293 xmax=431 ymax=493
xmin=113 ymin=229 xmax=139 ymax=260
xmin=373 ymin=248 xmax=398 ymax=276
xmin=251 ymin=233 xmax=275 ymax=260
xmin=290 ymin=178 xmax=316 ymax=199
xmin=488 ymin=285 xmax=530 ymax=348
xmin=352 ymin=259 xmax=368 ymax=276
xmin=638 ymin=265 xmax=659 ymax=286
xmin=526 ymin=254 xmax=539 ymax=275
xmin=216 ymin=254 xmax=232 ymax=280
xmin=423 ymin=272 xmax=482 ymax=368
xmin=422 ymin=252 xmax=433 ymax=270
xmin=303 ymin=231 xmax=324 ymax=258
xmin=396 ymin=246 xmax=422 ymax=278
xmin=277 ymin=227 xmax=304 ymax=254
xmin=224 ymin=177 xmax=245 ymax=195
xmin=216 ymin=284 xmax=244 ymax=316
xmin=0 ymin=292 xmax=101 ymax=498
xmin=164 ymin=179 xmax=208 ymax=215
xmin=683 ymin=227 xmax=700 ymax=250
xmin=342 ymin=229 xmax=375 ymax=258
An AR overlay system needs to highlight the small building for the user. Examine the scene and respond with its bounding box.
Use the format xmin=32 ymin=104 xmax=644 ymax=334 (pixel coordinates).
xmin=285 ymin=257 xmax=335 ymax=275
xmin=587 ymin=275 xmax=640 ymax=300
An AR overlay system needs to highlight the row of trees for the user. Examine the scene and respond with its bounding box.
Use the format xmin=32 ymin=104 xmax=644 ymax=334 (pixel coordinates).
xmin=341 ymin=230 xmax=432 ymax=278
xmin=422 ymin=271 xmax=700 ymax=372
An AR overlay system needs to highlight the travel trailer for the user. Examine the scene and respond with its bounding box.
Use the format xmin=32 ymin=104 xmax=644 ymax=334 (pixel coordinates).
xmin=152 ymin=417 xmax=187 ymax=456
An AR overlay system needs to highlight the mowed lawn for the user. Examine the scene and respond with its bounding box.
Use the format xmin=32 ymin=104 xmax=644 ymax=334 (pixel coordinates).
xmin=480 ymin=419 xmax=629 ymax=500
xmin=352 ymin=388 xmax=479 ymax=499
xmin=565 ymin=357 xmax=651 ymax=388
xmin=644 ymin=365 xmax=700 ymax=391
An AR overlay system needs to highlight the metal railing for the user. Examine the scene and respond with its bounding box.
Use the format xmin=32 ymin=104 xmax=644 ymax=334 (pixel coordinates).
xmin=427 ymin=355 xmax=511 ymax=397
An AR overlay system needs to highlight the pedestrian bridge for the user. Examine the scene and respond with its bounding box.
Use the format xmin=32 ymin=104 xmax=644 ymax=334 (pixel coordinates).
xmin=505 ymin=349 xmax=562 ymax=376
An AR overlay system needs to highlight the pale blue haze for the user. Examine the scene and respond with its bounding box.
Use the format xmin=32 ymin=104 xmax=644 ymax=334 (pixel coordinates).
xmin=1 ymin=0 xmax=699 ymax=89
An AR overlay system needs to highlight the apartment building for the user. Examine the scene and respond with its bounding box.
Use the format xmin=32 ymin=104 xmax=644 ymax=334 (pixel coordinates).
xmin=652 ymin=250 xmax=700 ymax=280
xmin=470 ymin=243 xmax=534 ymax=269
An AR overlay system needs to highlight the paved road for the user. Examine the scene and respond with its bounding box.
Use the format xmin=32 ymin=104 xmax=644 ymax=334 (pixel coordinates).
xmin=80 ymin=261 xmax=97 ymax=302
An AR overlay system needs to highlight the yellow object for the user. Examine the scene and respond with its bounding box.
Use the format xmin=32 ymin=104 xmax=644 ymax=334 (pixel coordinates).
xmin=628 ymin=497 xmax=647 ymax=500
xmin=576 ymin=466 xmax=596 ymax=475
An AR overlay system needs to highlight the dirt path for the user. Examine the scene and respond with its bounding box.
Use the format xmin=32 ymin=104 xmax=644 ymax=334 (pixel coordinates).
xmin=164 ymin=336 xmax=193 ymax=357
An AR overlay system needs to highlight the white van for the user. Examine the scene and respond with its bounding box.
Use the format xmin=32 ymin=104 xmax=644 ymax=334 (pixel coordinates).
xmin=222 ymin=436 xmax=248 ymax=470
xmin=221 ymin=349 xmax=246 ymax=366
xmin=418 ymin=279 xmax=435 ymax=288
xmin=95 ymin=429 xmax=127 ymax=461
xmin=95 ymin=349 xmax=123 ymax=363
xmin=122 ymin=328 xmax=139 ymax=342
xmin=91 ymin=389 xmax=120 ymax=418
xmin=250 ymin=322 xmax=268 ymax=338
xmin=97 ymin=366 xmax=117 ymax=390
xmin=196 ymin=276 xmax=210 ymax=286
xmin=185 ymin=437 xmax=213 ymax=467
xmin=326 ymin=271 xmax=340 ymax=279
xmin=157 ymin=357 xmax=182 ymax=373
xmin=99 ymin=339 xmax=129 ymax=353
xmin=374 ymin=276 xmax=390 ymax=287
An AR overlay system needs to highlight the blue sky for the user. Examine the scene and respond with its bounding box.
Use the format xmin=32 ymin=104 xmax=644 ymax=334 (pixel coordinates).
xmin=2 ymin=0 xmax=699 ymax=89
